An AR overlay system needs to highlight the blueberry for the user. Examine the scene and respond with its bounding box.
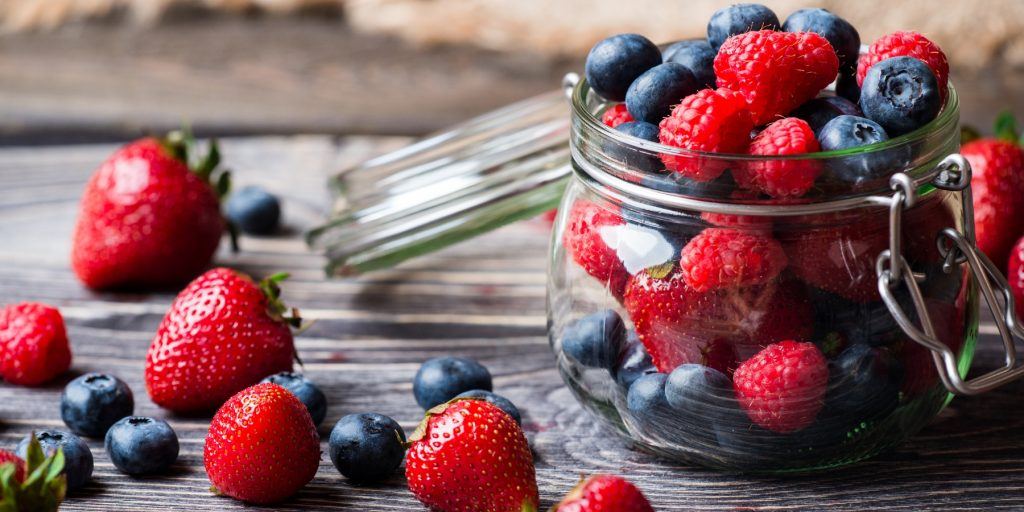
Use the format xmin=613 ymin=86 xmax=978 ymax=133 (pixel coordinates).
xmin=17 ymin=430 xmax=93 ymax=491
xmin=818 ymin=115 xmax=899 ymax=186
xmin=860 ymin=56 xmax=942 ymax=137
xmin=455 ymin=390 xmax=522 ymax=424
xmin=260 ymin=372 xmax=327 ymax=427
xmin=607 ymin=121 xmax=662 ymax=172
xmin=782 ymin=8 xmax=860 ymax=71
xmin=664 ymin=364 xmax=733 ymax=413
xmin=625 ymin=63 xmax=699 ymax=124
xmin=640 ymin=170 xmax=735 ymax=196
xmin=61 ymin=372 xmax=134 ymax=438
xmin=809 ymin=287 xmax=910 ymax=348
xmin=413 ymin=356 xmax=492 ymax=409
xmin=836 ymin=70 xmax=861 ymax=103
xmin=626 ymin=373 xmax=669 ymax=417
xmin=328 ymin=413 xmax=406 ymax=482
xmin=561 ymin=310 xmax=626 ymax=370
xmin=707 ymin=3 xmax=780 ymax=51
xmin=662 ymin=40 xmax=717 ymax=89
xmin=584 ymin=34 xmax=662 ymax=102
xmin=226 ymin=185 xmax=281 ymax=235
xmin=613 ymin=332 xmax=656 ymax=389
xmin=823 ymin=344 xmax=903 ymax=424
xmin=104 ymin=416 xmax=179 ymax=475
xmin=792 ymin=96 xmax=862 ymax=136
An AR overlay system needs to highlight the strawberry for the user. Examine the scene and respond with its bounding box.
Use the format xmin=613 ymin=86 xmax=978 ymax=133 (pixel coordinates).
xmin=601 ymin=103 xmax=634 ymax=128
xmin=71 ymin=132 xmax=229 ymax=290
xmin=679 ymin=228 xmax=787 ymax=292
xmin=204 ymin=383 xmax=320 ymax=504
xmin=145 ymin=268 xmax=298 ymax=413
xmin=962 ymin=138 xmax=1024 ymax=269
xmin=405 ymin=398 xmax=539 ymax=512
xmin=735 ymin=117 xmax=822 ymax=198
xmin=555 ymin=474 xmax=654 ymax=512
xmin=733 ymin=340 xmax=828 ymax=433
xmin=563 ymin=200 xmax=629 ymax=300
xmin=857 ymin=31 xmax=949 ymax=101
xmin=0 ymin=303 xmax=72 ymax=386
xmin=1009 ymin=236 xmax=1024 ymax=321
xmin=0 ymin=450 xmax=25 ymax=484
xmin=658 ymin=88 xmax=753 ymax=181
xmin=714 ymin=30 xmax=839 ymax=125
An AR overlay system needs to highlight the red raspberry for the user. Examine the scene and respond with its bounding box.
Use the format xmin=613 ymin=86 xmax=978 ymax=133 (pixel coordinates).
xmin=735 ymin=118 xmax=821 ymax=198
xmin=733 ymin=340 xmax=827 ymax=433
xmin=658 ymin=88 xmax=753 ymax=181
xmin=0 ymin=302 xmax=72 ymax=386
xmin=679 ymin=228 xmax=787 ymax=292
xmin=857 ymin=31 xmax=949 ymax=100
xmin=701 ymin=189 xmax=773 ymax=231
xmin=1011 ymin=237 xmax=1024 ymax=321
xmin=601 ymin=104 xmax=634 ymax=128
xmin=562 ymin=200 xmax=628 ymax=300
xmin=715 ymin=30 xmax=839 ymax=125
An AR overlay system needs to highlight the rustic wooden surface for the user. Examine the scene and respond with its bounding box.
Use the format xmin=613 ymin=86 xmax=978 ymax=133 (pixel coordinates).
xmin=1 ymin=137 xmax=1023 ymax=511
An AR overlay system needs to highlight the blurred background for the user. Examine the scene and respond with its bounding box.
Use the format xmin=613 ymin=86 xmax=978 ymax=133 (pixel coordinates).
xmin=1 ymin=0 xmax=1022 ymax=144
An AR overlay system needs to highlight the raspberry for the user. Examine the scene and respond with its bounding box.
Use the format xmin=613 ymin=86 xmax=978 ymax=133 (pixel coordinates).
xmin=658 ymin=88 xmax=753 ymax=181
xmin=679 ymin=228 xmax=787 ymax=292
xmin=700 ymin=189 xmax=773 ymax=231
xmin=714 ymin=30 xmax=839 ymax=125
xmin=735 ymin=118 xmax=821 ymax=198
xmin=857 ymin=31 xmax=949 ymax=100
xmin=733 ymin=340 xmax=828 ymax=433
xmin=601 ymin=103 xmax=634 ymax=128
xmin=562 ymin=200 xmax=628 ymax=300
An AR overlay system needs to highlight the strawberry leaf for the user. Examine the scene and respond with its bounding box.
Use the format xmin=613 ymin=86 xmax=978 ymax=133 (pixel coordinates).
xmin=0 ymin=435 xmax=65 ymax=512
xmin=994 ymin=111 xmax=1019 ymax=143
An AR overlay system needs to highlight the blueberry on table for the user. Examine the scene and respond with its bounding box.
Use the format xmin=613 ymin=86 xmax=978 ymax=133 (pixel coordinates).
xmin=561 ymin=309 xmax=626 ymax=371
xmin=455 ymin=389 xmax=522 ymax=424
xmin=664 ymin=364 xmax=733 ymax=413
xmin=608 ymin=121 xmax=662 ymax=173
xmin=61 ymin=372 xmax=134 ymax=438
xmin=860 ymin=56 xmax=942 ymax=136
xmin=226 ymin=185 xmax=281 ymax=235
xmin=707 ymin=3 xmax=780 ymax=51
xmin=613 ymin=332 xmax=656 ymax=389
xmin=17 ymin=430 xmax=93 ymax=491
xmin=626 ymin=63 xmax=700 ymax=124
xmin=413 ymin=356 xmax=492 ymax=409
xmin=792 ymin=96 xmax=862 ymax=137
xmin=585 ymin=34 xmax=662 ymax=102
xmin=782 ymin=8 xmax=860 ymax=71
xmin=662 ymin=40 xmax=717 ymax=89
xmin=104 ymin=416 xmax=179 ymax=475
xmin=329 ymin=413 xmax=406 ymax=482
xmin=261 ymin=371 xmax=327 ymax=427
xmin=818 ymin=115 xmax=899 ymax=186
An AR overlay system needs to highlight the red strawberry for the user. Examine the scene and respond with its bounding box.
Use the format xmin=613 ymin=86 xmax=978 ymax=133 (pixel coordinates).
xmin=405 ymin=398 xmax=539 ymax=512
xmin=715 ymin=30 xmax=839 ymax=125
xmin=563 ymin=200 xmax=629 ymax=300
xmin=204 ymin=383 xmax=320 ymax=504
xmin=601 ymin=103 xmax=634 ymax=128
xmin=1009 ymin=236 xmax=1024 ymax=320
xmin=857 ymin=31 xmax=949 ymax=100
xmin=733 ymin=340 xmax=827 ymax=433
xmin=962 ymin=139 xmax=1024 ymax=269
xmin=0 ymin=449 xmax=25 ymax=483
xmin=0 ymin=303 xmax=72 ymax=386
xmin=658 ymin=88 xmax=754 ymax=181
xmin=555 ymin=474 xmax=654 ymax=512
xmin=71 ymin=133 xmax=227 ymax=290
xmin=145 ymin=268 xmax=297 ymax=412
xmin=679 ymin=228 xmax=787 ymax=292
xmin=0 ymin=436 xmax=66 ymax=510
xmin=735 ymin=117 xmax=822 ymax=198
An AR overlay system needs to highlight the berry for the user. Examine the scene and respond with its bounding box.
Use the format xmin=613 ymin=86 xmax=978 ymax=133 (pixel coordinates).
xmin=857 ymin=31 xmax=949 ymax=101
xmin=0 ymin=302 xmax=71 ymax=387
xmin=601 ymin=103 xmax=633 ymax=128
xmin=1009 ymin=236 xmax=1024 ymax=320
xmin=609 ymin=121 xmax=662 ymax=172
xmin=679 ymin=228 xmax=787 ymax=292
xmin=664 ymin=364 xmax=733 ymax=413
xmin=105 ymin=417 xmax=178 ymax=476
xmin=714 ymin=30 xmax=839 ymax=125
xmin=0 ymin=450 xmax=25 ymax=484
xmin=837 ymin=70 xmax=861 ymax=103
xmin=823 ymin=344 xmax=902 ymax=423
xmin=733 ymin=340 xmax=828 ymax=433
xmin=260 ymin=372 xmax=327 ymax=427
xmin=562 ymin=200 xmax=629 ymax=299
xmin=329 ymin=413 xmax=406 ymax=482
xmin=625 ymin=63 xmax=699 ymax=124
xmin=609 ymin=220 xmax=685 ymax=273
xmin=706 ymin=3 xmax=780 ymax=51
xmin=455 ymin=390 xmax=522 ymax=424
xmin=817 ymin=115 xmax=898 ymax=187
xmin=809 ymin=288 xmax=907 ymax=348
xmin=625 ymin=373 xmax=670 ymax=418
xmin=227 ymin=185 xmax=281 ymax=235
xmin=145 ymin=268 xmax=297 ymax=413
xmin=205 ymin=383 xmax=320 ymax=504
xmin=782 ymin=8 xmax=860 ymax=71
xmin=1 ymin=437 xmax=65 ymax=509
xmin=962 ymin=139 xmax=1024 ymax=268
xmin=585 ymin=34 xmax=662 ymax=102
xmin=71 ymin=134 xmax=225 ymax=290
xmin=412 ymin=356 xmax=492 ymax=409
xmin=860 ymin=56 xmax=941 ymax=136
xmin=662 ymin=39 xmax=716 ymax=89
xmin=554 ymin=474 xmax=654 ymax=512
xmin=736 ymin=117 xmax=822 ymax=198
xmin=18 ymin=430 xmax=93 ymax=491
xmin=791 ymin=96 xmax=861 ymax=136
xmin=405 ymin=398 xmax=538 ymax=512
xmin=612 ymin=332 xmax=657 ymax=389
xmin=561 ymin=309 xmax=626 ymax=370
xmin=658 ymin=88 xmax=754 ymax=181
xmin=61 ymin=373 xmax=134 ymax=438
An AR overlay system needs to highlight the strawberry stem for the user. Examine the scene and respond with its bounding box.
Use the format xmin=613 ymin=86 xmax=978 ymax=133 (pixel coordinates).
xmin=258 ymin=273 xmax=304 ymax=329
xmin=994 ymin=111 xmax=1020 ymax=144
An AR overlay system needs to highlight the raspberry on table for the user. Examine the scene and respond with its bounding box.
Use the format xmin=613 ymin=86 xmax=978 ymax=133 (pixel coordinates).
xmin=857 ymin=31 xmax=949 ymax=101
xmin=679 ymin=228 xmax=787 ymax=292
xmin=735 ymin=117 xmax=822 ymax=198
xmin=658 ymin=88 xmax=753 ymax=181
xmin=601 ymin=103 xmax=634 ymax=128
xmin=733 ymin=340 xmax=828 ymax=433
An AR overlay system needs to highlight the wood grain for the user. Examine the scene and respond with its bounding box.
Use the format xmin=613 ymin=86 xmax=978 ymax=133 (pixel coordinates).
xmin=1 ymin=137 xmax=1023 ymax=511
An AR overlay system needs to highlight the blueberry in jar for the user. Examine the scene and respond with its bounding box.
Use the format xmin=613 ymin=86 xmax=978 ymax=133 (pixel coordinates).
xmin=61 ymin=372 xmax=134 ymax=438
xmin=607 ymin=120 xmax=662 ymax=172
xmin=561 ymin=309 xmax=626 ymax=371
xmin=585 ymin=34 xmax=662 ymax=102
xmin=707 ymin=3 xmax=780 ymax=51
xmin=661 ymin=40 xmax=717 ymax=89
xmin=328 ymin=413 xmax=406 ymax=482
xmin=860 ymin=56 xmax=942 ymax=137
xmin=455 ymin=390 xmax=522 ymax=424
xmin=822 ymin=343 xmax=903 ymax=424
xmin=792 ymin=96 xmax=862 ymax=137
xmin=782 ymin=8 xmax=860 ymax=72
xmin=17 ymin=430 xmax=93 ymax=491
xmin=226 ymin=185 xmax=281 ymax=236
xmin=625 ymin=63 xmax=700 ymax=124
xmin=413 ymin=356 xmax=493 ymax=409
xmin=260 ymin=372 xmax=328 ymax=427
xmin=837 ymin=70 xmax=861 ymax=103
xmin=818 ymin=115 xmax=902 ymax=186
xmin=105 ymin=416 xmax=179 ymax=475
xmin=613 ymin=332 xmax=657 ymax=389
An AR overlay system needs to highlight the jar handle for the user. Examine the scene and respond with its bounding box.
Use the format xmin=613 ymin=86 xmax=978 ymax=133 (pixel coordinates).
xmin=877 ymin=154 xmax=1024 ymax=395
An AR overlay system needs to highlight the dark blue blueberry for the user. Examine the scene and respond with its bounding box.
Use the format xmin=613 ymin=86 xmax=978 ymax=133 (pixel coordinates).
xmin=661 ymin=40 xmax=717 ymax=89
xmin=836 ymin=70 xmax=861 ymax=103
xmin=823 ymin=344 xmax=903 ymax=424
xmin=104 ymin=416 xmax=179 ymax=475
xmin=607 ymin=120 xmax=662 ymax=172
xmin=261 ymin=372 xmax=327 ymax=427
xmin=664 ymin=364 xmax=733 ymax=414
xmin=455 ymin=390 xmax=522 ymax=424
xmin=61 ymin=372 xmax=134 ymax=438
xmin=585 ymin=34 xmax=662 ymax=102
xmin=226 ymin=185 xmax=281 ymax=235
xmin=17 ymin=430 xmax=93 ymax=491
xmin=561 ymin=310 xmax=625 ymax=370
xmin=626 ymin=373 xmax=669 ymax=417
xmin=413 ymin=356 xmax=492 ymax=409
xmin=782 ymin=8 xmax=860 ymax=71
xmin=707 ymin=3 xmax=780 ymax=51
xmin=860 ymin=56 xmax=941 ymax=137
xmin=792 ymin=96 xmax=862 ymax=136
xmin=328 ymin=413 xmax=406 ymax=482
xmin=809 ymin=287 xmax=909 ymax=349
xmin=818 ymin=115 xmax=901 ymax=186
xmin=640 ymin=170 xmax=735 ymax=197
xmin=625 ymin=63 xmax=699 ymax=124
xmin=613 ymin=332 xmax=656 ymax=389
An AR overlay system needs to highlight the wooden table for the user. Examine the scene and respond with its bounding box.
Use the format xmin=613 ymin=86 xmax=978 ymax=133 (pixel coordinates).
xmin=1 ymin=137 xmax=1023 ymax=511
